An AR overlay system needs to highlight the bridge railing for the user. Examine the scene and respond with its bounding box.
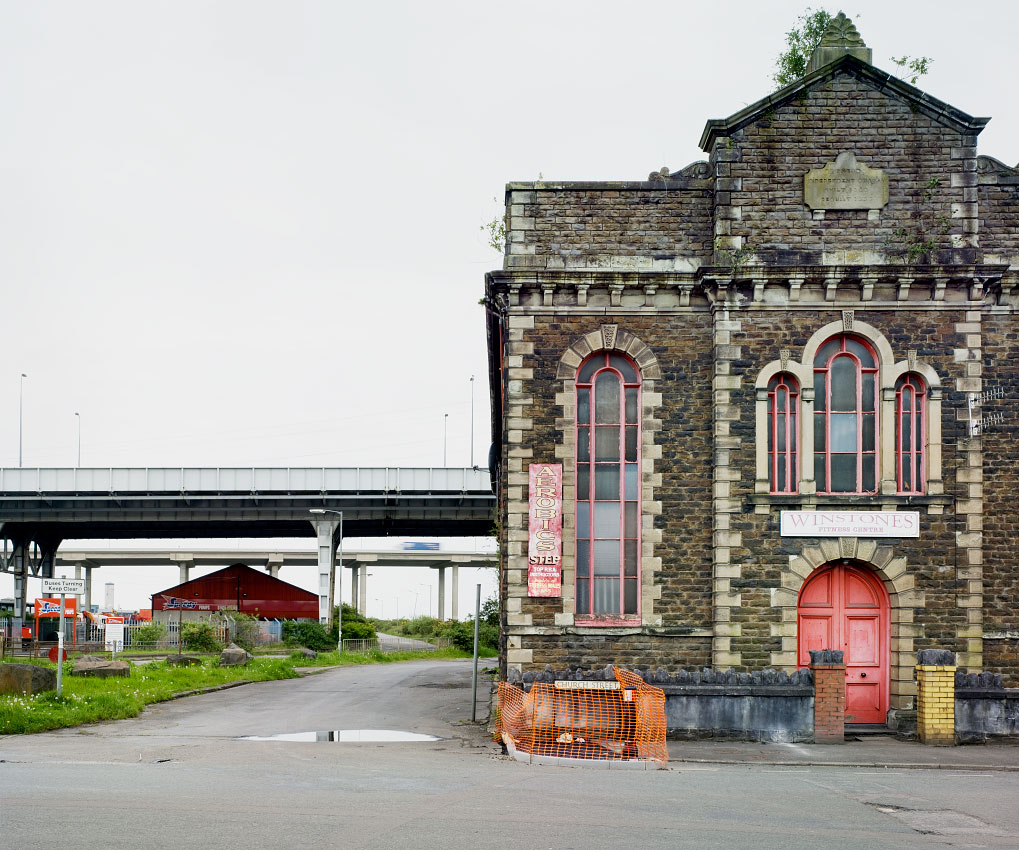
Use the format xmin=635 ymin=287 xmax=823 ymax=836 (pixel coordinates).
xmin=0 ymin=467 xmax=491 ymax=494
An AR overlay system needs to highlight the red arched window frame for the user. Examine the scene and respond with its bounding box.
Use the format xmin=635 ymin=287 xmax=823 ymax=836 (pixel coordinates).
xmin=768 ymin=373 xmax=799 ymax=494
xmin=895 ymin=374 xmax=926 ymax=494
xmin=575 ymin=352 xmax=640 ymax=623
xmin=813 ymin=335 xmax=879 ymax=494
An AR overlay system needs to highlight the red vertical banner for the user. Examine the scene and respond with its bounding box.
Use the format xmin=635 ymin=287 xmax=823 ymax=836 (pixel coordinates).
xmin=527 ymin=463 xmax=563 ymax=597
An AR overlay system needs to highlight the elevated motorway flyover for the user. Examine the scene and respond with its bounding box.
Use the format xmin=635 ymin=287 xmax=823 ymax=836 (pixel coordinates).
xmin=0 ymin=466 xmax=495 ymax=623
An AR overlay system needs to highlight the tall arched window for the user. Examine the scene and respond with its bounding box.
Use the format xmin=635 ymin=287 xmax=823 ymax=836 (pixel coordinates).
xmin=768 ymin=373 xmax=799 ymax=493
xmin=814 ymin=335 xmax=879 ymax=494
xmin=575 ymin=352 xmax=640 ymax=620
xmin=895 ymin=374 xmax=926 ymax=494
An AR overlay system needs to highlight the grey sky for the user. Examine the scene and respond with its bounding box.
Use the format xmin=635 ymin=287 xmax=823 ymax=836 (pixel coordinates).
xmin=1 ymin=1 xmax=1015 ymax=611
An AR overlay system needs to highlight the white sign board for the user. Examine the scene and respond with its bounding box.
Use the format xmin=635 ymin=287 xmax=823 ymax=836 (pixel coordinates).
xmin=41 ymin=578 xmax=86 ymax=595
xmin=780 ymin=510 xmax=920 ymax=538
xmin=105 ymin=616 xmax=125 ymax=651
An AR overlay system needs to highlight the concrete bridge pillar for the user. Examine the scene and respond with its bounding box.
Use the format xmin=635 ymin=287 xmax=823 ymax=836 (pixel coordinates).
xmin=451 ymin=565 xmax=459 ymax=621
xmin=265 ymin=555 xmax=282 ymax=579
xmin=358 ymin=564 xmax=368 ymax=615
xmin=350 ymin=563 xmax=359 ymax=611
xmin=309 ymin=516 xmax=342 ymax=628
xmin=436 ymin=566 xmax=446 ymax=621
xmin=73 ymin=561 xmax=95 ymax=613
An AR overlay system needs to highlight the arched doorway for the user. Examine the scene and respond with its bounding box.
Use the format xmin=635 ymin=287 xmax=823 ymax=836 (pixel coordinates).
xmin=797 ymin=560 xmax=890 ymax=724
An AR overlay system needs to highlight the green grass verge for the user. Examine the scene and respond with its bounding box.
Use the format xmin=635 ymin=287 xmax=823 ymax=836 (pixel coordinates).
xmin=1 ymin=647 xmax=495 ymax=734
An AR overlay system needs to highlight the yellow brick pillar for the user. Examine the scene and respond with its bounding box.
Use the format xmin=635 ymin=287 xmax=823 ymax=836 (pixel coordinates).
xmin=915 ymin=649 xmax=956 ymax=746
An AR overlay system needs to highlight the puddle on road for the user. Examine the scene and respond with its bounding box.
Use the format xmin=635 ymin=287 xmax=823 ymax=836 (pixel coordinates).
xmin=238 ymin=730 xmax=441 ymax=743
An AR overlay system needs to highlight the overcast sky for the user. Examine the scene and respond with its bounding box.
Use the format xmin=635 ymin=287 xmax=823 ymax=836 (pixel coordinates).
xmin=2 ymin=1 xmax=1016 ymax=613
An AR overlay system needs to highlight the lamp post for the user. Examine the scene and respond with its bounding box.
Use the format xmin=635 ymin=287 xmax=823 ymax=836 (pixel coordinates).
xmin=74 ymin=412 xmax=81 ymax=467
xmin=309 ymin=508 xmax=343 ymax=652
xmin=19 ymin=373 xmax=26 ymax=467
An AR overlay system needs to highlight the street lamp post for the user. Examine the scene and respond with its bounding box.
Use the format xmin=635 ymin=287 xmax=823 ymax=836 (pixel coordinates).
xmin=19 ymin=373 xmax=27 ymax=467
xmin=309 ymin=509 xmax=343 ymax=652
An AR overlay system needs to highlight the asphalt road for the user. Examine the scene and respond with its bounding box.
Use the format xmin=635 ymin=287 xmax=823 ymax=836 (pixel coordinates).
xmin=2 ymin=660 xmax=1018 ymax=850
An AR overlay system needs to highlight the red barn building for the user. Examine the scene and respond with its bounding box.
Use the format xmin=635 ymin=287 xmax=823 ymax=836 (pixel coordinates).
xmin=151 ymin=563 xmax=318 ymax=623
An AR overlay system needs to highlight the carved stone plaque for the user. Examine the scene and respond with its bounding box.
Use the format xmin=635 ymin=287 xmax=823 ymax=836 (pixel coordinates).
xmin=804 ymin=151 xmax=888 ymax=210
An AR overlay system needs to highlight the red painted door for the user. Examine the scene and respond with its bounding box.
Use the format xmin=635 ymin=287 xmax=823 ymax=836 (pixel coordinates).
xmin=797 ymin=561 xmax=889 ymax=724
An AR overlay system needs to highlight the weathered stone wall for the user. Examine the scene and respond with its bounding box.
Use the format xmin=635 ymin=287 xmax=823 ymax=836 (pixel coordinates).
xmin=504 ymin=181 xmax=713 ymax=271
xmin=980 ymin=311 xmax=1019 ymax=685
xmin=505 ymin=312 xmax=717 ymax=672
xmin=709 ymin=70 xmax=974 ymax=266
xmin=977 ymin=156 xmax=1019 ymax=262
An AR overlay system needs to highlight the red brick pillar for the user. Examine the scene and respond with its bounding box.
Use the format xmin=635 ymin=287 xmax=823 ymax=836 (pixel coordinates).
xmin=810 ymin=649 xmax=845 ymax=744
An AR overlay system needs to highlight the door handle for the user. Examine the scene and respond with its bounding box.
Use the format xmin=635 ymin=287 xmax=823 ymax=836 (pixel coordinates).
xmin=860 ymin=672 xmax=867 ymax=678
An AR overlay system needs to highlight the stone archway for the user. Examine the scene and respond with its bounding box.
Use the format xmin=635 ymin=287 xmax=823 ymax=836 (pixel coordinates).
xmin=773 ymin=536 xmax=924 ymax=714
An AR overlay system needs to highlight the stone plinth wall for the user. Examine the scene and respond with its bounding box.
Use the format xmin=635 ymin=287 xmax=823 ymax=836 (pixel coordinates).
xmin=917 ymin=663 xmax=957 ymax=745
xmin=511 ymin=665 xmax=814 ymax=742
xmin=954 ymin=669 xmax=1019 ymax=741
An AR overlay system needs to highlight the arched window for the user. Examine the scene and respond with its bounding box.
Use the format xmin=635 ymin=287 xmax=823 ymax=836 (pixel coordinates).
xmin=813 ymin=335 xmax=878 ymax=494
xmin=575 ymin=352 xmax=640 ymax=620
xmin=895 ymin=374 xmax=926 ymax=494
xmin=767 ymin=373 xmax=799 ymax=494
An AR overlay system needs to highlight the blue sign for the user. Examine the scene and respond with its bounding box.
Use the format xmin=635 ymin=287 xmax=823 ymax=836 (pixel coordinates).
xmin=403 ymin=542 xmax=440 ymax=551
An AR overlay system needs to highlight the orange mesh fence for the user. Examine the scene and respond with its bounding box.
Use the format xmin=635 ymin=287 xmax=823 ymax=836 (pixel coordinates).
xmin=495 ymin=666 xmax=668 ymax=766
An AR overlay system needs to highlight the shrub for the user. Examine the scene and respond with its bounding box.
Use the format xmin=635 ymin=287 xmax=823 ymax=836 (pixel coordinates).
xmin=131 ymin=623 xmax=166 ymax=645
xmin=340 ymin=618 xmax=376 ymax=641
xmin=403 ymin=616 xmax=441 ymax=639
xmin=282 ymin=620 xmax=336 ymax=652
xmin=180 ymin=623 xmax=222 ymax=652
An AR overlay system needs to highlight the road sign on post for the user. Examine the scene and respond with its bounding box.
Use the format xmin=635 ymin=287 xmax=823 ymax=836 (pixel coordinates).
xmin=42 ymin=578 xmax=86 ymax=596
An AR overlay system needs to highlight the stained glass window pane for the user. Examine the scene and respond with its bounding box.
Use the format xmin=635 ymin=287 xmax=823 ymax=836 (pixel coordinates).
xmin=814 ymin=415 xmax=826 ymax=450
xmin=625 ymin=464 xmax=638 ymax=500
xmin=831 ymin=357 xmax=858 ymax=410
xmin=624 ymin=540 xmax=638 ymax=577
xmin=577 ymin=388 xmax=590 ymax=422
xmin=863 ymin=455 xmax=875 ymax=492
xmin=595 ymin=372 xmax=620 ymax=424
xmin=776 ymin=413 xmax=786 ymax=451
xmin=831 ymin=454 xmax=856 ymax=492
xmin=594 ymin=541 xmax=619 ymax=576
xmin=815 ymin=339 xmax=840 ymax=366
xmin=900 ymin=456 xmax=912 ymax=491
xmin=625 ymin=502 xmax=638 ymax=538
xmin=593 ymin=503 xmax=620 ymax=537
xmin=899 ymin=415 xmax=911 ymax=450
xmin=862 ymin=373 xmax=875 ymax=412
xmin=862 ymin=413 xmax=875 ymax=450
xmin=595 ymin=427 xmax=619 ymax=460
xmin=578 ymin=358 xmax=600 ymax=384
xmin=625 ymin=389 xmax=638 ymax=424
xmin=576 ymin=540 xmax=590 ymax=577
xmin=816 ymin=373 xmax=826 ymax=412
xmin=831 ymin=414 xmax=858 ymax=452
xmin=814 ymin=454 xmax=826 ymax=492
xmin=577 ymin=427 xmax=590 ymax=462
xmin=625 ymin=427 xmax=637 ymax=462
xmin=577 ymin=464 xmax=590 ymax=501
xmin=845 ymin=338 xmax=874 ymax=367
xmin=576 ymin=579 xmax=590 ymax=615
xmin=594 ymin=579 xmax=619 ymax=615
xmin=577 ymin=505 xmax=590 ymax=538
xmin=595 ymin=465 xmax=619 ymax=500
xmin=624 ymin=579 xmax=637 ymax=614
xmin=609 ymin=355 xmax=637 ymax=382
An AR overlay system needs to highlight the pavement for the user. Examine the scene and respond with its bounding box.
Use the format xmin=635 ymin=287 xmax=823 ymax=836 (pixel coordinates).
xmin=662 ymin=733 xmax=1019 ymax=771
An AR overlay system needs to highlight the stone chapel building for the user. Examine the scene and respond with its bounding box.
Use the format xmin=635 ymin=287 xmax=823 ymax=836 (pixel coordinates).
xmin=484 ymin=15 xmax=1018 ymax=725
